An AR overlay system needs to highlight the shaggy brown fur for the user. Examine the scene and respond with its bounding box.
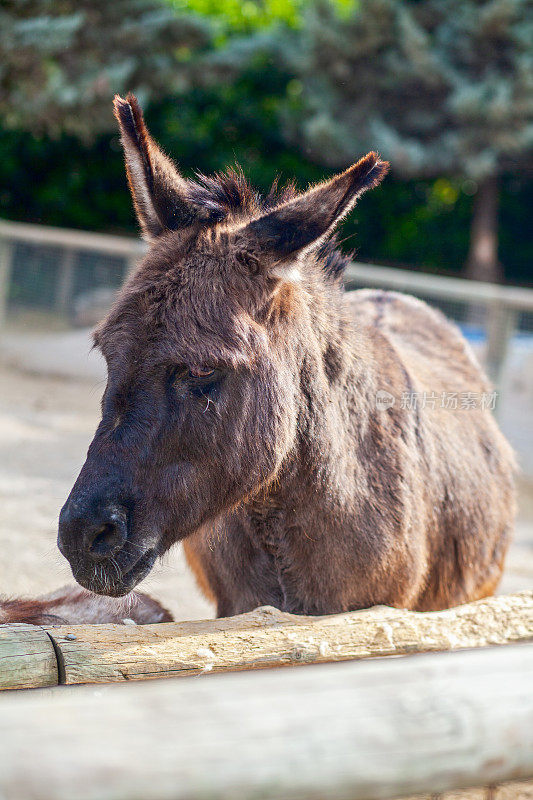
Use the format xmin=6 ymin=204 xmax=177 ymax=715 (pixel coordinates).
xmin=56 ymin=94 xmax=516 ymax=616
xmin=0 ymin=587 xmax=172 ymax=625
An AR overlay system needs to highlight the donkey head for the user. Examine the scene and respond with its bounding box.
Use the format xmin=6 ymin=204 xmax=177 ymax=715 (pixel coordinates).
xmin=57 ymin=94 xmax=388 ymax=596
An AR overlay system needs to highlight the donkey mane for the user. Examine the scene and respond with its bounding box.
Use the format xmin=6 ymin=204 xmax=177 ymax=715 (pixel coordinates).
xmin=187 ymin=167 xmax=296 ymax=220
xmin=188 ymin=167 xmax=351 ymax=282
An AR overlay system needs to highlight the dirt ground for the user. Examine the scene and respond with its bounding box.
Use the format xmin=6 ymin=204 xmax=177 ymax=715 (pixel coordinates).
xmin=1 ymin=360 xmax=532 ymax=620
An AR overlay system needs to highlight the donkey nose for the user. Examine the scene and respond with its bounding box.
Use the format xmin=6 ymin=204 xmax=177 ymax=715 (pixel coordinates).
xmin=84 ymin=511 xmax=128 ymax=561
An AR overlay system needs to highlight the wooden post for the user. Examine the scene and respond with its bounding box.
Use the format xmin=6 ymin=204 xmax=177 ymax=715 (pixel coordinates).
xmin=127 ymin=253 xmax=141 ymax=276
xmin=0 ymin=235 xmax=13 ymax=330
xmin=485 ymin=301 xmax=517 ymax=390
xmin=0 ymin=624 xmax=58 ymax=690
xmin=54 ymin=247 xmax=76 ymax=314
xmin=0 ymin=644 xmax=532 ymax=800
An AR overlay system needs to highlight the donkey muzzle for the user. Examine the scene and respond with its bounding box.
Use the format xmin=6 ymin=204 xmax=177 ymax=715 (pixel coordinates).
xmin=58 ymin=498 xmax=156 ymax=596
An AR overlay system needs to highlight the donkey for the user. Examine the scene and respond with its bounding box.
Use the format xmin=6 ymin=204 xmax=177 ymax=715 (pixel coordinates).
xmin=0 ymin=587 xmax=171 ymax=625
xmin=57 ymin=93 xmax=516 ymax=617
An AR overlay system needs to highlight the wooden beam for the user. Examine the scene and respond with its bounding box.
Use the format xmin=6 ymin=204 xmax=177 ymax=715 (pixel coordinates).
xmin=0 ymin=218 xmax=145 ymax=259
xmin=1 ymin=592 xmax=531 ymax=691
xmin=3 ymin=216 xmax=533 ymax=313
xmin=0 ymin=623 xmax=58 ymax=690
xmin=0 ymin=645 xmax=532 ymax=800
xmin=43 ymin=590 xmax=533 ymax=686
xmin=345 ymin=262 xmax=533 ymax=312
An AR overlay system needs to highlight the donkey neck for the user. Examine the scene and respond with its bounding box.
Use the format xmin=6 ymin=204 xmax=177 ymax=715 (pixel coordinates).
xmin=235 ymin=291 xmax=392 ymax=613
xmin=250 ymin=299 xmax=377 ymax=536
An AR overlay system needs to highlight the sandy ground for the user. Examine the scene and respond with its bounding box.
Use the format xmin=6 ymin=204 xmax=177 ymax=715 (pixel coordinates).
xmin=1 ymin=360 xmax=532 ymax=621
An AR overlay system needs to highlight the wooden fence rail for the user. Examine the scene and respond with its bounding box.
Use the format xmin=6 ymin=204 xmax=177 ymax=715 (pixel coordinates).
xmin=0 ymin=644 xmax=532 ymax=800
xmin=1 ymin=591 xmax=532 ymax=690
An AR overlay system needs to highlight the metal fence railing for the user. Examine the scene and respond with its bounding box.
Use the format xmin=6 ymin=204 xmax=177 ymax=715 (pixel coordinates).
xmin=1 ymin=218 xmax=533 ymax=475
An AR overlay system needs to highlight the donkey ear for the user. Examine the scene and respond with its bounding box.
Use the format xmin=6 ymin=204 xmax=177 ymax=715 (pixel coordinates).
xmin=243 ymin=152 xmax=389 ymax=265
xmin=113 ymin=94 xmax=211 ymax=241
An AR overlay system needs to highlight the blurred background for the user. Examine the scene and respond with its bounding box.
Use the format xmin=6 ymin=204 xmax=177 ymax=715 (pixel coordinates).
xmin=0 ymin=0 xmax=532 ymax=618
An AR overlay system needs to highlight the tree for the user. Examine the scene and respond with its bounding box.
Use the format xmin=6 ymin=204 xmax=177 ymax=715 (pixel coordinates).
xmin=1 ymin=0 xmax=531 ymax=285
xmin=0 ymin=0 xmax=213 ymax=139
xmin=276 ymin=0 xmax=533 ymax=282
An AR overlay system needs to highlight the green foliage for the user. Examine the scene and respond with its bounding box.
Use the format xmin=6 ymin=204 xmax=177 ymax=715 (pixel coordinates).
xmin=165 ymin=0 xmax=359 ymax=37
xmin=192 ymin=0 xmax=532 ymax=281
xmin=0 ymin=0 xmax=213 ymax=138
xmin=167 ymin=0 xmax=305 ymax=35
xmin=0 ymin=0 xmax=531 ymax=285
xmin=0 ymin=58 xmax=323 ymax=231
xmin=2 ymin=95 xmax=530 ymax=284
xmin=278 ymin=0 xmax=533 ymax=180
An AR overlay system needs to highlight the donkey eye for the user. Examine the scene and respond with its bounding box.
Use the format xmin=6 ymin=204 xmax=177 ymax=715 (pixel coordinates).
xmin=170 ymin=365 xmax=222 ymax=391
xmin=188 ymin=366 xmax=216 ymax=379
